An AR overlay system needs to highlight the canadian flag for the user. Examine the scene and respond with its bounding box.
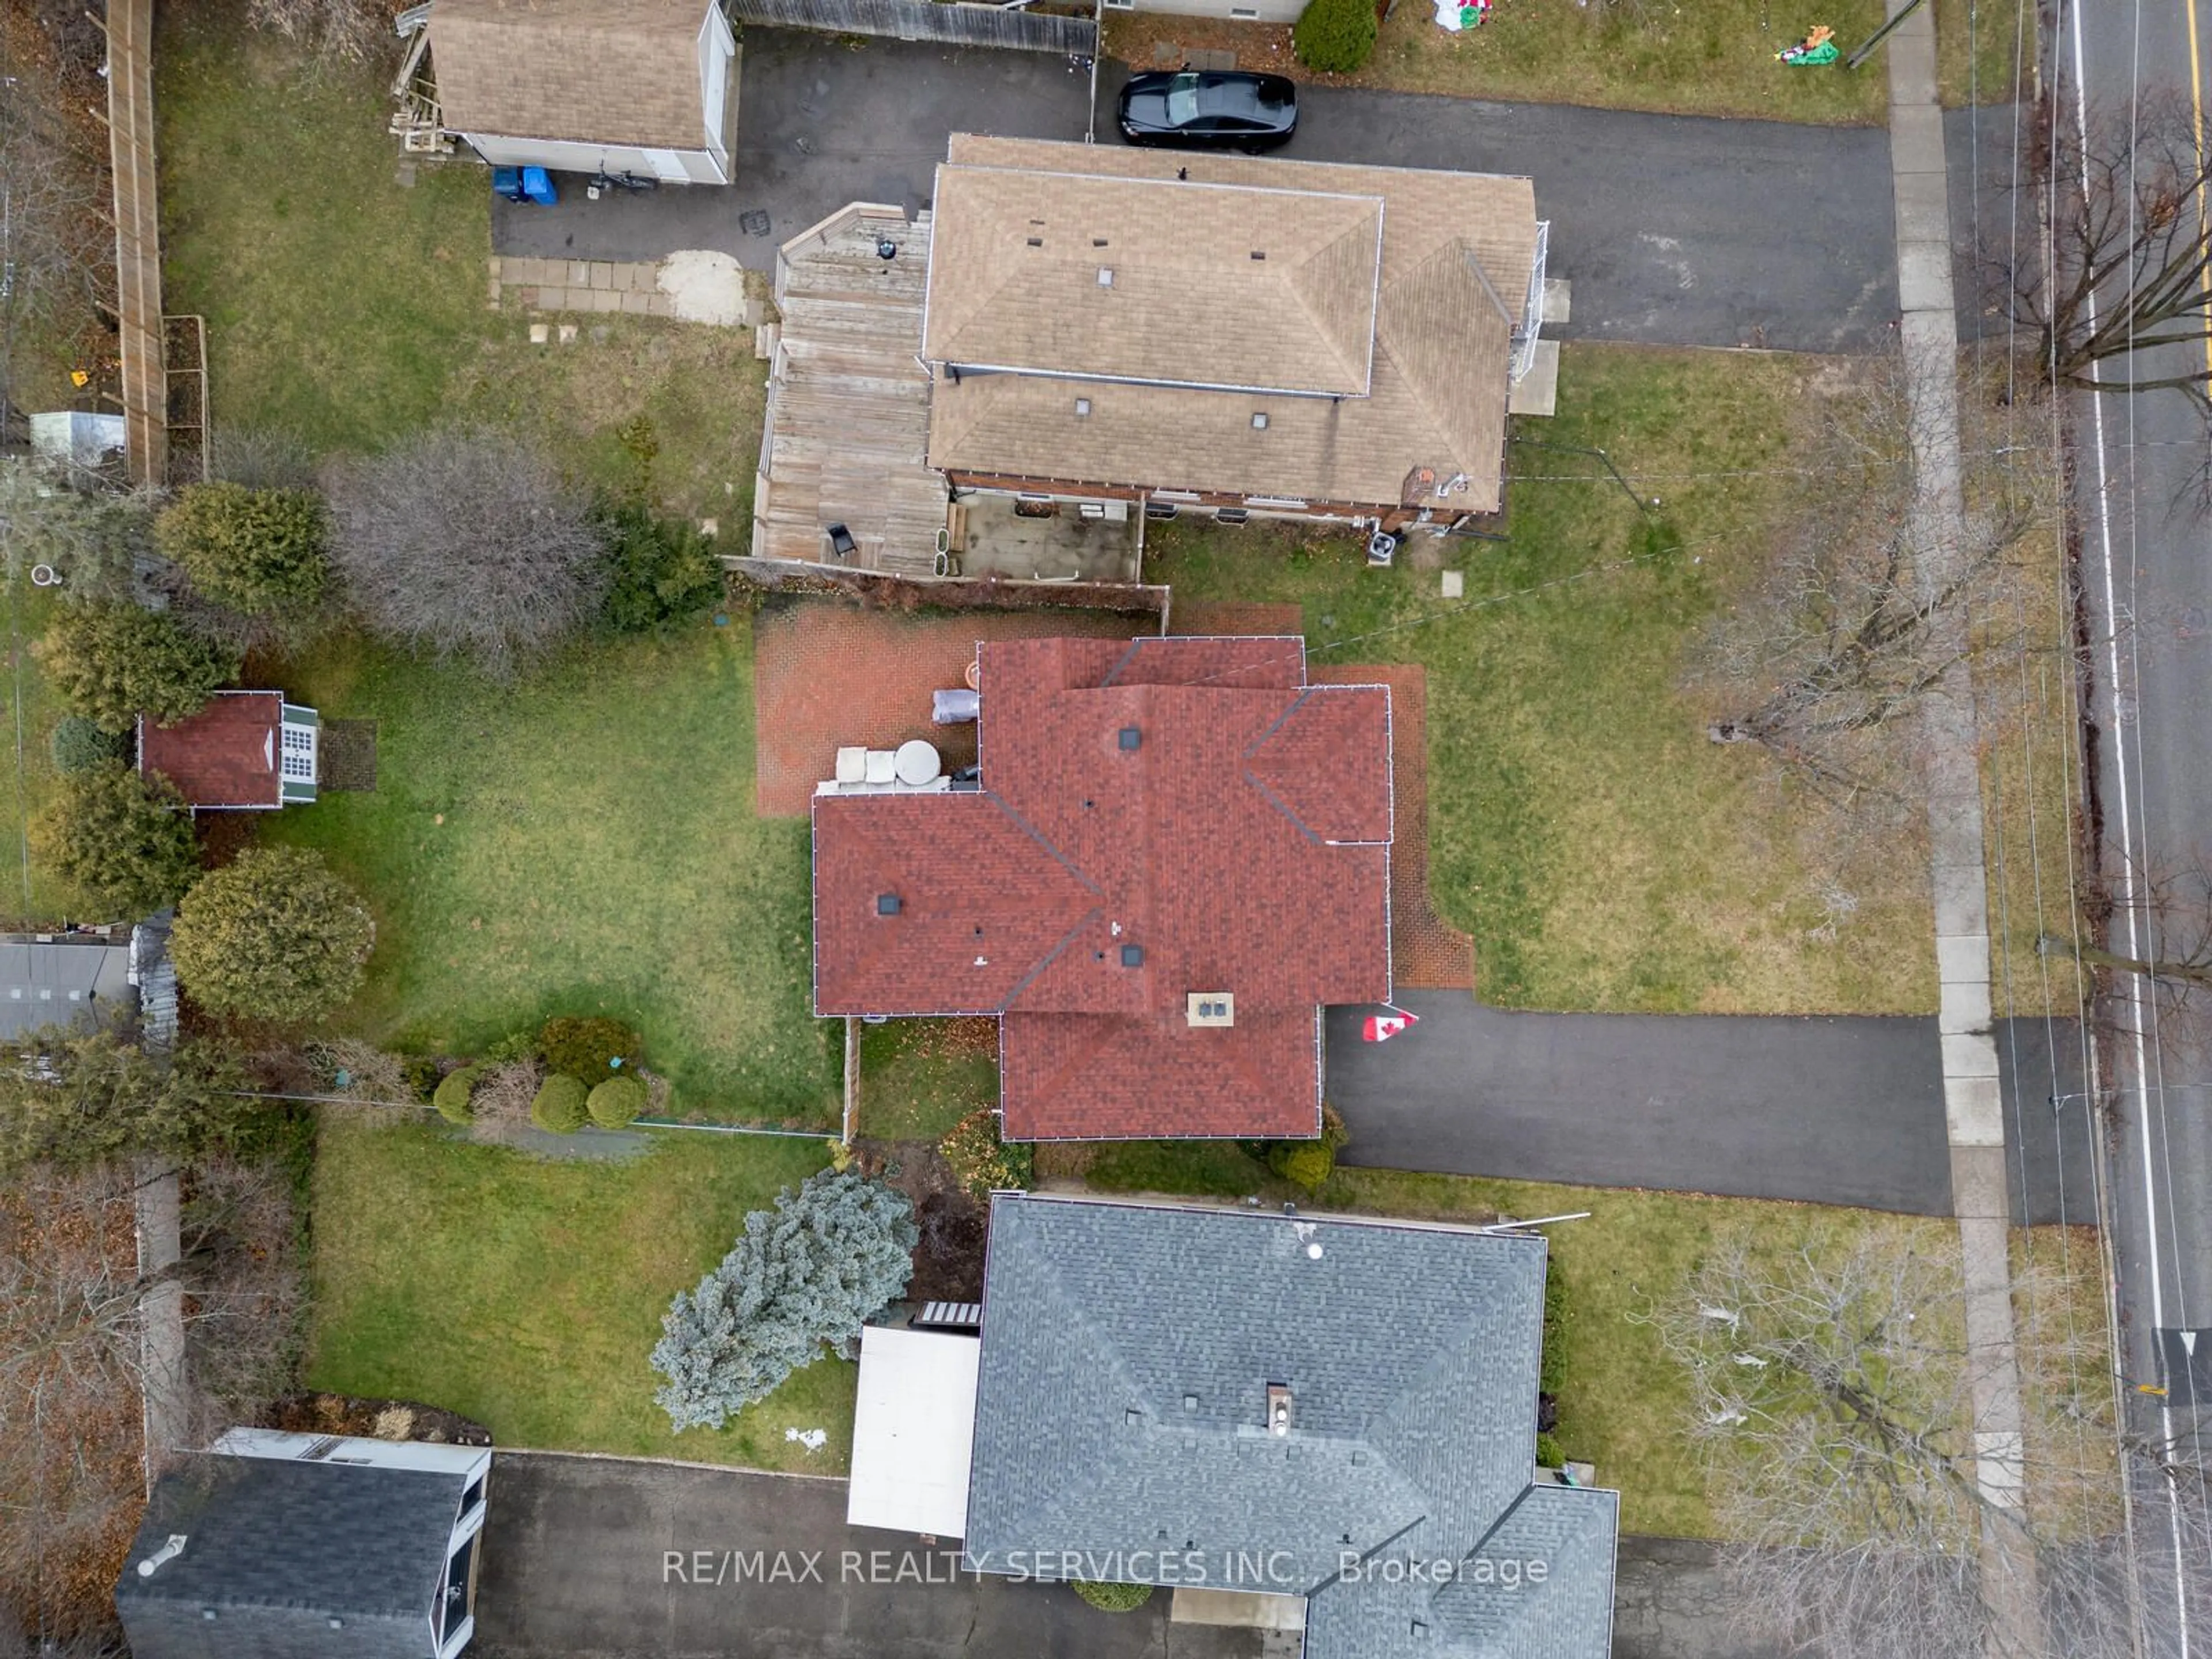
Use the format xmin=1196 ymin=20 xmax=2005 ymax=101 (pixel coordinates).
xmin=1361 ymin=1008 xmax=1420 ymax=1043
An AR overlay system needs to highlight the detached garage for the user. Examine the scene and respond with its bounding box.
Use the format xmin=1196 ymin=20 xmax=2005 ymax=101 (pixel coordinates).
xmin=846 ymin=1325 xmax=980 ymax=1538
xmin=423 ymin=0 xmax=740 ymax=185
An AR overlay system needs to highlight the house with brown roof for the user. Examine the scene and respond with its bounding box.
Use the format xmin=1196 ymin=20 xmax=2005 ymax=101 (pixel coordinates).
xmin=139 ymin=692 xmax=319 ymax=812
xmin=421 ymin=0 xmax=739 ymax=185
xmin=749 ymin=137 xmax=1548 ymax=578
xmin=811 ymin=634 xmax=1392 ymax=1140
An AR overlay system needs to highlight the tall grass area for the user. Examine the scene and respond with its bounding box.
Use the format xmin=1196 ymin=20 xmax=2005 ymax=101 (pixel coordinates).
xmin=0 ymin=575 xmax=87 ymax=927
xmin=262 ymin=625 xmax=840 ymax=1126
xmin=156 ymin=7 xmax=763 ymax=520
xmin=309 ymin=1114 xmax=853 ymax=1470
xmin=1149 ymin=346 xmax=1938 ymax=1015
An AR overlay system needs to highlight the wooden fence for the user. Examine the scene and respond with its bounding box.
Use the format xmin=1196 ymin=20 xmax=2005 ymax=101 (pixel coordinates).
xmin=106 ymin=0 xmax=167 ymax=487
xmin=729 ymin=0 xmax=1097 ymax=54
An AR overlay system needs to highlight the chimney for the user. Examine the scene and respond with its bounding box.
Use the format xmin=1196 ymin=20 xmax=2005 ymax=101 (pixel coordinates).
xmin=1266 ymin=1384 xmax=1292 ymax=1437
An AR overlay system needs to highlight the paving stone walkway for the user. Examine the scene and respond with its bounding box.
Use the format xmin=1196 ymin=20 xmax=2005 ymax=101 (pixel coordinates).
xmin=489 ymin=255 xmax=683 ymax=318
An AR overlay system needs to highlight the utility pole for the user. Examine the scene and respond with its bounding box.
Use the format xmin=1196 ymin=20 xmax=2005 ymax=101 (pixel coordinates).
xmin=1844 ymin=0 xmax=1930 ymax=70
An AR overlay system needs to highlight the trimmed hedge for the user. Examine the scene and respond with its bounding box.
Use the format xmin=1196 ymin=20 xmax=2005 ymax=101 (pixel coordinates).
xmin=1536 ymin=1431 xmax=1565 ymax=1469
xmin=539 ymin=1014 xmax=641 ymax=1082
xmin=1268 ymin=1139 xmax=1336 ymax=1190
xmin=433 ymin=1066 xmax=480 ymax=1126
xmin=531 ymin=1073 xmax=589 ymax=1134
xmin=1071 ymin=1580 xmax=1153 ymax=1613
xmin=1292 ymin=0 xmax=1376 ymax=74
xmin=587 ymin=1073 xmax=647 ymax=1128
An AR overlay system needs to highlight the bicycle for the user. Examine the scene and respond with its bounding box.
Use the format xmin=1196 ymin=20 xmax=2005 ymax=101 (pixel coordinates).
xmin=586 ymin=168 xmax=660 ymax=197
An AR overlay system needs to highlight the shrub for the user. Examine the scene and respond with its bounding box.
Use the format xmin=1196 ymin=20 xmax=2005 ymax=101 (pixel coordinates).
xmin=1535 ymin=1431 xmax=1565 ymax=1469
xmin=471 ymin=1059 xmax=546 ymax=1126
xmin=1292 ymin=0 xmax=1376 ymax=72
xmin=539 ymin=1015 xmax=641 ymax=1082
xmin=1071 ymin=1581 xmax=1153 ymax=1613
xmin=938 ymin=1108 xmax=1033 ymax=1199
xmin=49 ymin=715 xmax=125 ymax=775
xmin=483 ymin=1028 xmax=541 ymax=1065
xmin=598 ymin=502 xmax=722 ymax=634
xmin=433 ymin=1066 xmax=480 ymax=1126
xmin=1268 ymin=1138 xmax=1336 ymax=1191
xmin=169 ymin=846 xmax=374 ymax=1024
xmin=651 ymin=1171 xmax=917 ymax=1431
xmin=531 ymin=1074 xmax=589 ymax=1134
xmin=400 ymin=1055 xmax=444 ymax=1100
xmin=587 ymin=1073 xmax=648 ymax=1128
xmin=156 ymin=481 xmax=329 ymax=614
xmin=1540 ymin=1262 xmax=1569 ymax=1396
xmin=39 ymin=600 xmax=241 ymax=729
xmin=32 ymin=763 xmax=199 ymax=915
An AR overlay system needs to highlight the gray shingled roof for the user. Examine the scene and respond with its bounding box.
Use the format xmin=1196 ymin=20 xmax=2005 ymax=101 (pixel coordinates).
xmin=0 ymin=936 xmax=133 ymax=1040
xmin=965 ymin=1195 xmax=1618 ymax=1659
xmin=116 ymin=1456 xmax=466 ymax=1659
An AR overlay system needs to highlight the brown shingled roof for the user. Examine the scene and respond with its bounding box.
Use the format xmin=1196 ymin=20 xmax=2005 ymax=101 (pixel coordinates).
xmin=812 ymin=635 xmax=1391 ymax=1139
xmin=430 ymin=0 xmax=710 ymax=152
xmin=139 ymin=692 xmax=281 ymax=809
xmin=926 ymin=137 xmax=1540 ymax=516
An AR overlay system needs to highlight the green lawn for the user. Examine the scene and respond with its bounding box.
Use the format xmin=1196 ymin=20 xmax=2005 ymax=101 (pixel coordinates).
xmin=1147 ymin=345 xmax=1937 ymax=1016
xmin=309 ymin=1112 xmax=853 ymax=1469
xmin=261 ymin=625 xmax=840 ymax=1127
xmin=0 ymin=571 xmax=86 ymax=929
xmin=1107 ymin=0 xmax=2022 ymax=123
xmin=157 ymin=9 xmax=762 ymax=521
xmin=857 ymin=1019 xmax=1000 ymax=1142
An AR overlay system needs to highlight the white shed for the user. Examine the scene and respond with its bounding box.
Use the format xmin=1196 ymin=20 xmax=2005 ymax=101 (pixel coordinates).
xmin=428 ymin=0 xmax=740 ymax=185
xmin=846 ymin=1325 xmax=982 ymax=1538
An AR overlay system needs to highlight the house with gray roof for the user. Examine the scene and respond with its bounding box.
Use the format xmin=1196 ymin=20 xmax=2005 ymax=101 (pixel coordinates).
xmin=115 ymin=1428 xmax=490 ymax=1659
xmin=961 ymin=1194 xmax=1618 ymax=1659
xmin=0 ymin=933 xmax=134 ymax=1040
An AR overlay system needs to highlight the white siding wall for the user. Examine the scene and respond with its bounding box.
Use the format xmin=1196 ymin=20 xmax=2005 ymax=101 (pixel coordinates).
xmin=1130 ymin=0 xmax=1306 ymax=21
xmin=461 ymin=132 xmax=725 ymax=184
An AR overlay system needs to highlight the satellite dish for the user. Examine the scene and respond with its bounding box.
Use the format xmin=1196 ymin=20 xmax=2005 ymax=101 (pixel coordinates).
xmin=893 ymin=740 xmax=941 ymax=786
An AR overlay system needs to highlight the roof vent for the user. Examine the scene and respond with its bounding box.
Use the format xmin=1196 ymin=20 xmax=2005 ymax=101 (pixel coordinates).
xmin=1097 ymin=267 xmax=1115 ymax=287
xmin=1026 ymin=236 xmax=1043 ymax=247
xmin=1120 ymin=944 xmax=1145 ymax=968
xmin=1186 ymin=993 xmax=1235 ymax=1028
xmin=1117 ymin=726 xmax=1141 ymax=751
xmin=1266 ymin=1383 xmax=1293 ymax=1437
xmin=1251 ymin=412 xmax=1269 ymax=430
xmin=877 ymin=893 xmax=902 ymax=916
xmin=875 ymin=236 xmax=897 ymax=260
xmin=136 ymin=1535 xmax=188 ymax=1578
xmin=1075 ymin=397 xmax=1092 ymax=417
xmin=1250 ymin=249 xmax=1267 ymax=260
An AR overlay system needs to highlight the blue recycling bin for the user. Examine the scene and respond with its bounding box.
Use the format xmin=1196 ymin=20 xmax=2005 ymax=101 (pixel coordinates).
xmin=492 ymin=166 xmax=558 ymax=206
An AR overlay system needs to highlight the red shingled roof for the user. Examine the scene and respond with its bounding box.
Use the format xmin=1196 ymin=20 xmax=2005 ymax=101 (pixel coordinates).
xmin=139 ymin=692 xmax=282 ymax=809
xmin=813 ymin=635 xmax=1391 ymax=1139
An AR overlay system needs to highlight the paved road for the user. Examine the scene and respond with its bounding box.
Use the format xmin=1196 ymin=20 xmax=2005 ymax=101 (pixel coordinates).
xmin=1325 ymin=994 xmax=2089 ymax=1222
xmin=475 ymin=1452 xmax=1781 ymax=1659
xmin=495 ymin=31 xmax=1992 ymax=353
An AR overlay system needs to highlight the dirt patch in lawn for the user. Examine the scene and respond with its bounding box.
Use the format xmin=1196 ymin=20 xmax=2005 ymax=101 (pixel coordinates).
xmin=259 ymin=1391 xmax=494 ymax=1447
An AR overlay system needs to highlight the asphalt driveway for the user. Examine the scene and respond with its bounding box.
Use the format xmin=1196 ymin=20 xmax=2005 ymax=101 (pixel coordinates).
xmin=494 ymin=31 xmax=2005 ymax=352
xmin=1325 ymin=995 xmax=2091 ymax=1222
xmin=472 ymin=1453 xmax=1264 ymax=1659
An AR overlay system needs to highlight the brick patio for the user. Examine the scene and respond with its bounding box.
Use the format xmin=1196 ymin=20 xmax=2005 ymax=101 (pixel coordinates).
xmin=754 ymin=597 xmax=1472 ymax=990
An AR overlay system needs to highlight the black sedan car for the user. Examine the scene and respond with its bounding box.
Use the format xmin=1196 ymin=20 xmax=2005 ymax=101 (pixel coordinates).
xmin=1116 ymin=69 xmax=1298 ymax=151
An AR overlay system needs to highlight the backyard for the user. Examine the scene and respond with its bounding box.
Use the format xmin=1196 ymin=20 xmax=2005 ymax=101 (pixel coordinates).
xmin=309 ymin=1113 xmax=853 ymax=1472
xmin=0 ymin=570 xmax=90 ymax=927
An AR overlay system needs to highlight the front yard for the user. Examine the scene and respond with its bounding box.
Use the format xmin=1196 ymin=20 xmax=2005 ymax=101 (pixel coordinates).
xmin=1151 ymin=344 xmax=1940 ymax=1015
xmin=309 ymin=1113 xmax=851 ymax=1470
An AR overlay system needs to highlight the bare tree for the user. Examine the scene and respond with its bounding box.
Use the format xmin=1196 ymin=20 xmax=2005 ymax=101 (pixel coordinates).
xmin=325 ymin=428 xmax=608 ymax=678
xmin=1988 ymin=90 xmax=2212 ymax=403
xmin=1696 ymin=361 xmax=2040 ymax=807
xmin=0 ymin=50 xmax=112 ymax=374
xmin=241 ymin=0 xmax=397 ymax=67
xmin=1645 ymin=1226 xmax=2191 ymax=1659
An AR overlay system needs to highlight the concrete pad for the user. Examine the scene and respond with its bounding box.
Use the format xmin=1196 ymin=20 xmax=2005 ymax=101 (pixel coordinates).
xmin=558 ymin=323 xmax=578 ymax=344
xmin=1945 ymin=1071 xmax=2006 ymax=1145
xmin=1541 ymin=276 xmax=1571 ymax=324
xmin=588 ymin=262 xmax=615 ymax=291
xmin=1171 ymin=1589 xmax=1306 ymax=1631
xmin=1508 ymin=339 xmax=1560 ymax=417
xmin=1929 ymin=858 xmax=1986 ymax=919
xmin=1888 ymin=102 xmax=1949 ymax=171
xmin=1441 ymin=569 xmax=1464 ymax=599
xmin=1939 ymin=977 xmax=1993 ymax=1035
xmin=1888 ymin=43 xmax=1938 ymax=108
xmin=566 ymin=260 xmax=592 ymax=287
xmin=1973 ymin=1429 xmax=2027 ymax=1505
xmin=619 ymin=290 xmax=651 ymax=316
xmin=528 ymin=323 xmax=550 ymax=344
xmin=590 ymin=289 xmax=621 ymax=313
xmin=1941 ymin=1029 xmax=2001 ymax=1079
xmin=1937 ymin=933 xmax=1991 ymax=984
xmin=1897 ymin=240 xmax=1956 ymax=313
xmin=1949 ymin=1143 xmax=2011 ymax=1219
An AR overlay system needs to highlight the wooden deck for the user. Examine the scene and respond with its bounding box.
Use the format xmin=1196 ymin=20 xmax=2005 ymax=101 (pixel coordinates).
xmin=107 ymin=0 xmax=167 ymax=487
xmin=752 ymin=204 xmax=948 ymax=575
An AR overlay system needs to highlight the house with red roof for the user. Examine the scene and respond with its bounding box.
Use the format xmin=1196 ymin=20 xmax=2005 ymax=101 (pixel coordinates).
xmin=139 ymin=691 xmax=320 ymax=812
xmin=812 ymin=635 xmax=1392 ymax=1140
